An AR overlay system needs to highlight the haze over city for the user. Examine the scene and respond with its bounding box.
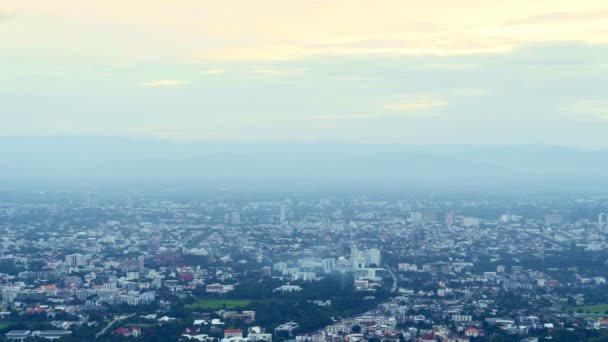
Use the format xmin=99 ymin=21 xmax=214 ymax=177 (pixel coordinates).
xmin=2 ymin=2 xmax=608 ymax=342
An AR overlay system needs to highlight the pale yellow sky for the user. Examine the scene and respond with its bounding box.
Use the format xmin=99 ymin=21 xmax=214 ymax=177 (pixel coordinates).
xmin=2 ymin=1 xmax=608 ymax=146
xmin=2 ymin=0 xmax=608 ymax=61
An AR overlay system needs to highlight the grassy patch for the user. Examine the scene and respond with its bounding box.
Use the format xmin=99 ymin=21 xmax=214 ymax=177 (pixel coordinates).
xmin=0 ymin=321 xmax=53 ymax=330
xmin=186 ymin=299 xmax=252 ymax=311
xmin=568 ymin=304 xmax=608 ymax=317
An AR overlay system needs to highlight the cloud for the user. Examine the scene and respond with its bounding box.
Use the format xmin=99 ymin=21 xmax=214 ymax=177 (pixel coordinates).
xmin=139 ymin=80 xmax=186 ymax=87
xmin=266 ymin=110 xmax=437 ymax=122
xmin=448 ymin=87 xmax=491 ymax=97
xmin=563 ymin=100 xmax=608 ymax=120
xmin=383 ymin=96 xmax=448 ymax=111
xmin=504 ymin=10 xmax=608 ymax=26
xmin=420 ymin=63 xmax=482 ymax=71
xmin=204 ymin=69 xmax=225 ymax=75
xmin=8 ymin=1 xmax=608 ymax=62
xmin=251 ymin=69 xmax=299 ymax=75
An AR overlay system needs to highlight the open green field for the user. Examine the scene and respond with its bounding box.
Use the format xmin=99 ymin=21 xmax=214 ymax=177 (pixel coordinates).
xmin=568 ymin=304 xmax=608 ymax=317
xmin=186 ymin=299 xmax=252 ymax=310
xmin=0 ymin=321 xmax=53 ymax=330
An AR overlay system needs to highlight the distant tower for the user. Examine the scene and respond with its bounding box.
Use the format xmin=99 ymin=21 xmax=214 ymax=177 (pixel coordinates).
xmin=444 ymin=211 xmax=455 ymax=225
xmin=422 ymin=210 xmax=437 ymax=223
xmin=599 ymin=213 xmax=608 ymax=226
xmin=350 ymin=245 xmax=359 ymax=260
xmin=545 ymin=214 xmax=563 ymax=226
xmin=230 ymin=211 xmax=241 ymax=225
xmin=364 ymin=249 xmax=381 ymax=267
xmin=261 ymin=266 xmax=271 ymax=277
xmin=353 ymin=256 xmax=366 ymax=271
xmin=86 ymin=192 xmax=98 ymax=208
xmin=152 ymin=226 xmax=160 ymax=253
xmin=126 ymin=195 xmax=134 ymax=210
xmin=280 ymin=205 xmax=287 ymax=222
xmin=322 ymin=258 xmax=335 ymax=274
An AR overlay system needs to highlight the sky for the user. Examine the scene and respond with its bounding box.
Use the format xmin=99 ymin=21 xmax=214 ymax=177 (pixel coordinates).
xmin=2 ymin=0 xmax=608 ymax=148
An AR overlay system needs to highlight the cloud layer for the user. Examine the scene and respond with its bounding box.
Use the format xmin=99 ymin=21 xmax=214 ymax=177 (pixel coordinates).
xmin=1 ymin=1 xmax=608 ymax=148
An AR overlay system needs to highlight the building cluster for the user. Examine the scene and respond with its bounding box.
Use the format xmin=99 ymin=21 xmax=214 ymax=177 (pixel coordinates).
xmin=0 ymin=192 xmax=607 ymax=340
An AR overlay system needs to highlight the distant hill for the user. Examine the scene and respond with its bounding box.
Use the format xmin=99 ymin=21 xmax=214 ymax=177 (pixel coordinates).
xmin=1 ymin=136 xmax=607 ymax=192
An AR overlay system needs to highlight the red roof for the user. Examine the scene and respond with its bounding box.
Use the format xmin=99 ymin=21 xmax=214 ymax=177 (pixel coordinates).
xmin=225 ymin=329 xmax=243 ymax=333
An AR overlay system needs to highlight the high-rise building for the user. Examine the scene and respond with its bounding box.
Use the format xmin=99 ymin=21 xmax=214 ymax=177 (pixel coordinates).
xmin=463 ymin=217 xmax=481 ymax=227
xmin=422 ymin=210 xmax=438 ymax=223
xmin=409 ymin=212 xmax=422 ymax=223
xmin=126 ymin=195 xmax=134 ymax=209
xmin=322 ymin=258 xmax=335 ymax=274
xmin=444 ymin=211 xmax=455 ymax=225
xmin=280 ymin=205 xmax=287 ymax=222
xmin=545 ymin=214 xmax=563 ymax=226
xmin=353 ymin=256 xmax=366 ymax=270
xmin=86 ymin=192 xmax=97 ymax=208
xmin=230 ymin=211 xmax=241 ymax=225
xmin=350 ymin=245 xmax=359 ymax=260
xmin=65 ymin=253 xmax=87 ymax=267
xmin=599 ymin=213 xmax=608 ymax=226
xmin=273 ymin=262 xmax=288 ymax=274
xmin=364 ymin=249 xmax=381 ymax=267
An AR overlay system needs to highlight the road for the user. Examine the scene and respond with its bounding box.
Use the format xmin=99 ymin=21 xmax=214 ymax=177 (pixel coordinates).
xmin=96 ymin=314 xmax=133 ymax=338
xmin=384 ymin=264 xmax=398 ymax=293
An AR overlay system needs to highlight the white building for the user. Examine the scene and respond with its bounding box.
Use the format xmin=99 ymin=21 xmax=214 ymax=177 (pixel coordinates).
xmin=599 ymin=212 xmax=608 ymax=226
xmin=463 ymin=217 xmax=481 ymax=227
xmin=65 ymin=253 xmax=87 ymax=267
xmin=364 ymin=249 xmax=381 ymax=267
xmin=280 ymin=205 xmax=287 ymax=222
xmin=230 ymin=212 xmax=241 ymax=225
xmin=322 ymin=258 xmax=335 ymax=274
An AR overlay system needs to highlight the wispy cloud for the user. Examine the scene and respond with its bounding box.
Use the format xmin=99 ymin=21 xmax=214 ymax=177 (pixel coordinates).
xmin=383 ymin=96 xmax=448 ymax=111
xmin=420 ymin=63 xmax=481 ymax=71
xmin=139 ymin=80 xmax=186 ymax=87
xmin=251 ymin=69 xmax=300 ymax=75
xmin=266 ymin=110 xmax=438 ymax=122
xmin=504 ymin=10 xmax=608 ymax=26
xmin=563 ymin=100 xmax=608 ymax=120
xmin=204 ymin=69 xmax=225 ymax=75
xmin=448 ymin=87 xmax=490 ymax=97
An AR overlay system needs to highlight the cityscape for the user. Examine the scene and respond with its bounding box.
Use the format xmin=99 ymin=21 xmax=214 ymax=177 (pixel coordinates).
xmin=3 ymin=0 xmax=608 ymax=341
xmin=0 ymin=191 xmax=607 ymax=341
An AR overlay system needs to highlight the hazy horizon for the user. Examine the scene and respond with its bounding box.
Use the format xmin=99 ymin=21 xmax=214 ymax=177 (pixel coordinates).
xmin=1 ymin=136 xmax=608 ymax=192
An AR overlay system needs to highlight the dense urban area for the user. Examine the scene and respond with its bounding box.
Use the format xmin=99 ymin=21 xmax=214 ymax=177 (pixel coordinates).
xmin=1 ymin=190 xmax=608 ymax=342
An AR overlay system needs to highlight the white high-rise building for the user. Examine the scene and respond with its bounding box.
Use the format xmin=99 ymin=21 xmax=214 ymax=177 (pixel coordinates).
xmin=364 ymin=249 xmax=381 ymax=267
xmin=545 ymin=214 xmax=563 ymax=226
xmin=463 ymin=217 xmax=481 ymax=227
xmin=86 ymin=192 xmax=97 ymax=208
xmin=599 ymin=213 xmax=608 ymax=226
xmin=280 ymin=205 xmax=287 ymax=222
xmin=353 ymin=256 xmax=366 ymax=271
xmin=273 ymin=262 xmax=288 ymax=274
xmin=65 ymin=253 xmax=87 ymax=266
xmin=322 ymin=258 xmax=335 ymax=274
xmin=350 ymin=245 xmax=360 ymax=260
xmin=409 ymin=212 xmax=423 ymax=223
xmin=126 ymin=195 xmax=134 ymax=209
xmin=230 ymin=211 xmax=241 ymax=225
